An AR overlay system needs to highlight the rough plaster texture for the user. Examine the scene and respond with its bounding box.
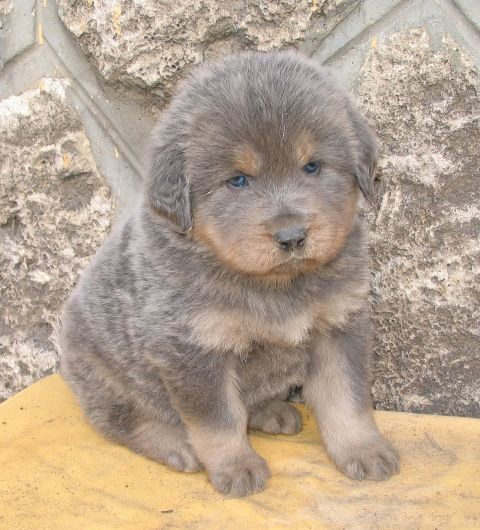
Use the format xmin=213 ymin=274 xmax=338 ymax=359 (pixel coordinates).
xmin=0 ymin=80 xmax=113 ymax=400
xmin=358 ymin=28 xmax=480 ymax=416
xmin=57 ymin=0 xmax=356 ymax=102
xmin=0 ymin=0 xmax=479 ymax=416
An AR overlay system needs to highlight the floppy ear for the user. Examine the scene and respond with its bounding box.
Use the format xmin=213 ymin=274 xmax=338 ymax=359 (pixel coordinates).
xmin=347 ymin=100 xmax=379 ymax=200
xmin=146 ymin=129 xmax=192 ymax=234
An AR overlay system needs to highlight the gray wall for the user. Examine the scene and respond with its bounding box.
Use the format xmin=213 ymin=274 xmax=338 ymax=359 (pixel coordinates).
xmin=1 ymin=0 xmax=479 ymax=416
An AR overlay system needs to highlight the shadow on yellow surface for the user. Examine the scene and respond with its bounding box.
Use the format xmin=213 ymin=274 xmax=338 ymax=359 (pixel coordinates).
xmin=0 ymin=375 xmax=479 ymax=529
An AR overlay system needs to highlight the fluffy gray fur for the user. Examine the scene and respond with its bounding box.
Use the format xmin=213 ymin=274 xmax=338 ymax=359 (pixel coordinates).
xmin=60 ymin=51 xmax=399 ymax=497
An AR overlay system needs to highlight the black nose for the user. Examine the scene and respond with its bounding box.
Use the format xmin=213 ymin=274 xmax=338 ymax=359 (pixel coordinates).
xmin=275 ymin=226 xmax=307 ymax=252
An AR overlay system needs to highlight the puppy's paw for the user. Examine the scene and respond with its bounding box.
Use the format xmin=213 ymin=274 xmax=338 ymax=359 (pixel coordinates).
xmin=208 ymin=450 xmax=271 ymax=497
xmin=163 ymin=445 xmax=202 ymax=473
xmin=128 ymin=421 xmax=202 ymax=473
xmin=249 ymin=400 xmax=302 ymax=435
xmin=335 ymin=437 xmax=400 ymax=481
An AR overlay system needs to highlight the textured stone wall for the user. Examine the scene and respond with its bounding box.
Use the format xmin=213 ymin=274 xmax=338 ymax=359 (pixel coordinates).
xmin=1 ymin=0 xmax=479 ymax=416
xmin=359 ymin=28 xmax=480 ymax=416
xmin=0 ymin=79 xmax=114 ymax=400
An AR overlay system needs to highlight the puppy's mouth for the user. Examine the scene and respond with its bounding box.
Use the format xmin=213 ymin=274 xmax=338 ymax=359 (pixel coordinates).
xmin=268 ymin=255 xmax=320 ymax=275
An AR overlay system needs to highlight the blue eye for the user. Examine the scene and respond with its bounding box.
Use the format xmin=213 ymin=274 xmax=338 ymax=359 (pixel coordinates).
xmin=303 ymin=161 xmax=320 ymax=174
xmin=227 ymin=175 xmax=249 ymax=188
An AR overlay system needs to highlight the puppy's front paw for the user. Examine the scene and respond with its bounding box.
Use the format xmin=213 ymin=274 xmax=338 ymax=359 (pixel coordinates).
xmin=249 ymin=400 xmax=302 ymax=435
xmin=335 ymin=437 xmax=400 ymax=481
xmin=208 ymin=450 xmax=271 ymax=497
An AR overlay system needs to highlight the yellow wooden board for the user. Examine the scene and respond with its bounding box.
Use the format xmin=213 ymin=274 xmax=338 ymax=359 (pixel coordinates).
xmin=0 ymin=375 xmax=479 ymax=529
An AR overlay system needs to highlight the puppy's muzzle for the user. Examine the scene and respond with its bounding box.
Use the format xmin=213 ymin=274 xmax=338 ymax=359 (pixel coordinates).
xmin=274 ymin=226 xmax=307 ymax=252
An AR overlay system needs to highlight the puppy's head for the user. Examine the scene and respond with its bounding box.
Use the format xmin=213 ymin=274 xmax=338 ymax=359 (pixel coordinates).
xmin=147 ymin=52 xmax=377 ymax=279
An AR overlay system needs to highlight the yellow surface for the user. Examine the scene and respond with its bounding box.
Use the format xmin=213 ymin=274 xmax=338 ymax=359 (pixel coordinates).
xmin=1 ymin=375 xmax=479 ymax=530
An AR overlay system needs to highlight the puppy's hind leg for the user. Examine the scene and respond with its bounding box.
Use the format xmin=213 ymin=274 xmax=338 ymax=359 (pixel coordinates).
xmin=86 ymin=394 xmax=201 ymax=473
xmin=125 ymin=418 xmax=202 ymax=473
xmin=248 ymin=400 xmax=302 ymax=435
xmin=63 ymin=361 xmax=201 ymax=473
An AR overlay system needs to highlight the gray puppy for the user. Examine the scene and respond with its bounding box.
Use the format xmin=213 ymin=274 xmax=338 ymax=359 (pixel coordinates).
xmin=60 ymin=51 xmax=399 ymax=497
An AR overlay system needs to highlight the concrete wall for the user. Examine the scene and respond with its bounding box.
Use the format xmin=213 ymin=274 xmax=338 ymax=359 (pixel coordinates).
xmin=1 ymin=0 xmax=479 ymax=416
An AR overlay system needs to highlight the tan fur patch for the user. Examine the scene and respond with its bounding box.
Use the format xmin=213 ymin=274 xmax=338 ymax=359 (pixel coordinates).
xmin=189 ymin=309 xmax=251 ymax=353
xmin=192 ymin=165 xmax=361 ymax=282
xmin=315 ymin=284 xmax=369 ymax=332
xmin=303 ymin=335 xmax=399 ymax=480
xmin=186 ymin=368 xmax=249 ymax=467
xmin=189 ymin=306 xmax=318 ymax=353
xmin=232 ymin=144 xmax=261 ymax=175
xmin=193 ymin=207 xmax=286 ymax=277
xmin=306 ymin=182 xmax=359 ymax=267
xmin=189 ymin=426 xmax=250 ymax=468
xmin=295 ymin=131 xmax=315 ymax=166
xmin=303 ymin=335 xmax=378 ymax=460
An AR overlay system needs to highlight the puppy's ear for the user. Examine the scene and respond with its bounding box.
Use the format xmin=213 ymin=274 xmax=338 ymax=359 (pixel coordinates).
xmin=147 ymin=130 xmax=192 ymax=234
xmin=347 ymin=100 xmax=379 ymax=200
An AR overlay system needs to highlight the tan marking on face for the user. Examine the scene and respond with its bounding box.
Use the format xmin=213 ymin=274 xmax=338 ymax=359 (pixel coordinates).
xmin=232 ymin=144 xmax=261 ymax=175
xmin=295 ymin=130 xmax=315 ymax=166
xmin=193 ymin=206 xmax=289 ymax=277
xmin=193 ymin=168 xmax=360 ymax=281
xmin=306 ymin=180 xmax=359 ymax=266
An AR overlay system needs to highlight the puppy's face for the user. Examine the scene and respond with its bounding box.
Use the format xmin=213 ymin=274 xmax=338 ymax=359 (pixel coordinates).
xmin=190 ymin=129 xmax=359 ymax=279
xmin=148 ymin=52 xmax=377 ymax=279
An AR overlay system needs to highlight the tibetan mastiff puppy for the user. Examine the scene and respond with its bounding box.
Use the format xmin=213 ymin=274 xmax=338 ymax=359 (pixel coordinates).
xmin=60 ymin=51 xmax=399 ymax=496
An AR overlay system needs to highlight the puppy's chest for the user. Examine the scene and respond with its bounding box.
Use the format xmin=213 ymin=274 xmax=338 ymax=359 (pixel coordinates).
xmin=188 ymin=291 xmax=358 ymax=354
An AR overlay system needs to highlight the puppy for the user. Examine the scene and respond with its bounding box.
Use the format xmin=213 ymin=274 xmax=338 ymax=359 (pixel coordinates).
xmin=60 ymin=51 xmax=399 ymax=497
